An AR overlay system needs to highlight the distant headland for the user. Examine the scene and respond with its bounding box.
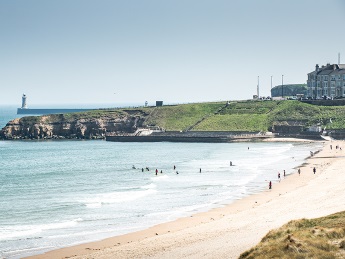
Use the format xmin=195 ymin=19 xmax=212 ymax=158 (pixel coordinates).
xmin=3 ymin=98 xmax=345 ymax=141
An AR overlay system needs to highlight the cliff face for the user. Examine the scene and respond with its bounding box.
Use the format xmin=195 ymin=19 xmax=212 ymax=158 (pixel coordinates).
xmin=0 ymin=110 xmax=148 ymax=140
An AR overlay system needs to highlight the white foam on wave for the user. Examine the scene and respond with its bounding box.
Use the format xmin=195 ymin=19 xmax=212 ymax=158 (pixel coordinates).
xmin=140 ymin=183 xmax=156 ymax=189
xmin=151 ymin=174 xmax=169 ymax=181
xmin=0 ymin=219 xmax=82 ymax=241
xmin=83 ymin=189 xmax=157 ymax=208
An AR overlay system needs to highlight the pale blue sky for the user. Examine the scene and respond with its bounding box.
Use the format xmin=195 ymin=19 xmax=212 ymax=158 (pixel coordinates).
xmin=1 ymin=0 xmax=345 ymax=106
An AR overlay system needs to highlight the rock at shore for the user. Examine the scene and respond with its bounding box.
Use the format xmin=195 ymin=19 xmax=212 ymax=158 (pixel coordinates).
xmin=0 ymin=110 xmax=148 ymax=140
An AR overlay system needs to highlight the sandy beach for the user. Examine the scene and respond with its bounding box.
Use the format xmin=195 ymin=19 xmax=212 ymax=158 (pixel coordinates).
xmin=28 ymin=139 xmax=345 ymax=259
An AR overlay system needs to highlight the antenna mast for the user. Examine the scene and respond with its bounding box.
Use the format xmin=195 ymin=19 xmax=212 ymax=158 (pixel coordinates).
xmin=271 ymin=76 xmax=273 ymax=89
xmin=257 ymin=76 xmax=260 ymax=98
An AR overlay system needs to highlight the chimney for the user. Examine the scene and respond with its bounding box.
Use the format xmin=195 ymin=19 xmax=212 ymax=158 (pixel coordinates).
xmin=315 ymin=64 xmax=319 ymax=71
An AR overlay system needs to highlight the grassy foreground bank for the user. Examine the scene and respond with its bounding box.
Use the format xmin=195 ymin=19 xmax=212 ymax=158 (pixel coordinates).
xmin=240 ymin=211 xmax=345 ymax=259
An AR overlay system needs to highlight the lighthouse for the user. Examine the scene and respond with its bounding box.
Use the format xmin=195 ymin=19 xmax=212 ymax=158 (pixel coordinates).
xmin=21 ymin=94 xmax=28 ymax=109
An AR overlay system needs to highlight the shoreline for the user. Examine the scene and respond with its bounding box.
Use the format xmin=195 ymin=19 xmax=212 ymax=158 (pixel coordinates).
xmin=27 ymin=139 xmax=345 ymax=259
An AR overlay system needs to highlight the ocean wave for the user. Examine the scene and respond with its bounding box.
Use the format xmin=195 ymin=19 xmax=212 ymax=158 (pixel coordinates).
xmin=83 ymin=189 xmax=157 ymax=208
xmin=140 ymin=183 xmax=156 ymax=189
xmin=151 ymin=175 xmax=169 ymax=181
xmin=0 ymin=219 xmax=82 ymax=241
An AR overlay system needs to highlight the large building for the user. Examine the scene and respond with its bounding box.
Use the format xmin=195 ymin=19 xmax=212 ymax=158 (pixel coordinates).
xmin=307 ymin=63 xmax=345 ymax=98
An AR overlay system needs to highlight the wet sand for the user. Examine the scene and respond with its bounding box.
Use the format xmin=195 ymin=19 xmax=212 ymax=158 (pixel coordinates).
xmin=28 ymin=140 xmax=345 ymax=259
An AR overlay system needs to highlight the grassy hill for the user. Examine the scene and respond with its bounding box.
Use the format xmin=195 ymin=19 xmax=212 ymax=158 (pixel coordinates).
xmin=142 ymin=102 xmax=224 ymax=131
xmin=240 ymin=211 xmax=345 ymax=259
xmin=12 ymin=100 xmax=345 ymax=133
xmin=139 ymin=100 xmax=345 ymax=132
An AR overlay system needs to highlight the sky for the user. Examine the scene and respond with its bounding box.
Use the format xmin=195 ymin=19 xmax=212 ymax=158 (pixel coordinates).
xmin=1 ymin=0 xmax=345 ymax=106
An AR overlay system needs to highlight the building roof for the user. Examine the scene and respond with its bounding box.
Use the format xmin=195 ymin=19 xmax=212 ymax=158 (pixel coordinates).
xmin=318 ymin=69 xmax=333 ymax=75
xmin=310 ymin=64 xmax=345 ymax=76
xmin=330 ymin=69 xmax=345 ymax=75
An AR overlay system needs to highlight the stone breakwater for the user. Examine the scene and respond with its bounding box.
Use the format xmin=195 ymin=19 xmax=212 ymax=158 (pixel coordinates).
xmin=106 ymin=131 xmax=271 ymax=142
xmin=0 ymin=111 xmax=147 ymax=140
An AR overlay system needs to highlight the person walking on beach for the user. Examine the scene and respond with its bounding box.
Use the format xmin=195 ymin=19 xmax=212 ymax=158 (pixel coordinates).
xmin=269 ymin=181 xmax=272 ymax=189
xmin=298 ymin=168 xmax=301 ymax=175
xmin=230 ymin=161 xmax=233 ymax=166
xmin=174 ymin=165 xmax=176 ymax=170
xmin=155 ymin=169 xmax=158 ymax=175
xmin=283 ymin=170 xmax=286 ymax=177
xmin=313 ymin=167 xmax=316 ymax=174
xmin=199 ymin=168 xmax=202 ymax=173
xmin=278 ymin=172 xmax=281 ymax=181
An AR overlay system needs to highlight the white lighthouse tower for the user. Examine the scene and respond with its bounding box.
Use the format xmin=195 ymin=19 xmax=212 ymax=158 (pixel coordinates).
xmin=21 ymin=94 xmax=28 ymax=109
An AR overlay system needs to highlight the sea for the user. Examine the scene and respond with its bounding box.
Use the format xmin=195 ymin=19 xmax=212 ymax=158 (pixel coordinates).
xmin=0 ymin=105 xmax=322 ymax=259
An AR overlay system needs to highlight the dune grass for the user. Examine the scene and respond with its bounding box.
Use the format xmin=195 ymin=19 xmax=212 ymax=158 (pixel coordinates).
xmin=240 ymin=211 xmax=345 ymax=259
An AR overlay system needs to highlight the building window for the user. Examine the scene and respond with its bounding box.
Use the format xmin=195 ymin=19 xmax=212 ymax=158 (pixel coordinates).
xmin=331 ymin=75 xmax=335 ymax=81
xmin=325 ymin=82 xmax=328 ymax=87
xmin=325 ymin=76 xmax=328 ymax=80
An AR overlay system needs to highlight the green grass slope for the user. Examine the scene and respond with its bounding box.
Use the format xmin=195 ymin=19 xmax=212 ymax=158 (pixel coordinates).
xmin=193 ymin=101 xmax=279 ymax=131
xmin=143 ymin=102 xmax=224 ymax=131
xmin=14 ymin=100 xmax=345 ymax=132
xmin=240 ymin=211 xmax=345 ymax=259
xmin=189 ymin=100 xmax=345 ymax=132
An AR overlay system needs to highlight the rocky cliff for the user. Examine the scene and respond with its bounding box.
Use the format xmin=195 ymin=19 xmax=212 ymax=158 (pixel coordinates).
xmin=0 ymin=109 xmax=149 ymax=140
